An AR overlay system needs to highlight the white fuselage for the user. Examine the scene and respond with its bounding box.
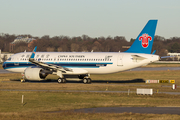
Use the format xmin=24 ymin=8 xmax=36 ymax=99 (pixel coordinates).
xmin=3 ymin=52 xmax=159 ymax=74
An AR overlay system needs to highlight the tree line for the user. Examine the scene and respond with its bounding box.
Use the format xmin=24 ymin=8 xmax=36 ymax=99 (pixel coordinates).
xmin=0 ymin=33 xmax=180 ymax=57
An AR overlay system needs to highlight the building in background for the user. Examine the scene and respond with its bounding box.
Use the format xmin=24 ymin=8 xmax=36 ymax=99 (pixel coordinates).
xmin=0 ymin=49 xmax=14 ymax=63
xmin=167 ymin=53 xmax=180 ymax=61
xmin=11 ymin=36 xmax=35 ymax=44
xmin=9 ymin=36 xmax=36 ymax=52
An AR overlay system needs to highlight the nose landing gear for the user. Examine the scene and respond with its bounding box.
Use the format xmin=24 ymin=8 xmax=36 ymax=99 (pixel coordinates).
xmin=21 ymin=73 xmax=25 ymax=83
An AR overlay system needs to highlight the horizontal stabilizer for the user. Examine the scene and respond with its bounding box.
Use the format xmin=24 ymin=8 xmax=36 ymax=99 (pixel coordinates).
xmin=161 ymin=56 xmax=174 ymax=59
xmin=131 ymin=55 xmax=147 ymax=61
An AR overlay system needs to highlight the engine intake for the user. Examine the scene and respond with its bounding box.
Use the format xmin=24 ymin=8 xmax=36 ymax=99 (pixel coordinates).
xmin=24 ymin=67 xmax=49 ymax=80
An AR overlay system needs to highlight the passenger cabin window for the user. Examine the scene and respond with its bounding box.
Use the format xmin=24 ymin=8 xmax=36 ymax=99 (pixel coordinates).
xmin=46 ymin=55 xmax=50 ymax=58
xmin=41 ymin=55 xmax=44 ymax=58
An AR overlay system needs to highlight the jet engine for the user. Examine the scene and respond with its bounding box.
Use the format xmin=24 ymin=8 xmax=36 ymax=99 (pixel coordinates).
xmin=24 ymin=67 xmax=49 ymax=80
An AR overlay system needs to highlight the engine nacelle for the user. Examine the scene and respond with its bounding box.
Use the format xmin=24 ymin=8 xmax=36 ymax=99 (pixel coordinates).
xmin=24 ymin=67 xmax=49 ymax=81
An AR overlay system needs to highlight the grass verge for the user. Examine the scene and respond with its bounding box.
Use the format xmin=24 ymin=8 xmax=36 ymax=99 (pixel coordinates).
xmin=0 ymin=70 xmax=180 ymax=92
xmin=2 ymin=91 xmax=180 ymax=112
xmin=1 ymin=64 xmax=180 ymax=119
xmin=0 ymin=112 xmax=180 ymax=120
xmin=0 ymin=91 xmax=180 ymax=119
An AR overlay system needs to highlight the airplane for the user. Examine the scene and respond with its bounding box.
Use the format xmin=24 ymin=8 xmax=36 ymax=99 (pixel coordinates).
xmin=3 ymin=20 xmax=159 ymax=84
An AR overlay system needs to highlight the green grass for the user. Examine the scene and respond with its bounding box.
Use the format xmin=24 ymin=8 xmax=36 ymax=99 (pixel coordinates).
xmin=0 ymin=91 xmax=180 ymax=119
xmin=0 ymin=64 xmax=2 ymax=69
xmin=0 ymin=112 xmax=180 ymax=120
xmin=1 ymin=91 xmax=180 ymax=112
xmin=1 ymin=64 xmax=180 ymax=119
xmin=0 ymin=70 xmax=180 ymax=92
xmin=142 ymin=63 xmax=180 ymax=67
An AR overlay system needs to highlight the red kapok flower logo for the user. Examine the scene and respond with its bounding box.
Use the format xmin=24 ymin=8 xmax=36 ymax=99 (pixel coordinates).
xmin=139 ymin=33 xmax=152 ymax=48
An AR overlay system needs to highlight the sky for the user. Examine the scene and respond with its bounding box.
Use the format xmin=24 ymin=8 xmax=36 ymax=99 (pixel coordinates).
xmin=0 ymin=0 xmax=180 ymax=41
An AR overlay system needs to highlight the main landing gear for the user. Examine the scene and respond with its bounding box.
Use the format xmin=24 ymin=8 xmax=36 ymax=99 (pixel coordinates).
xmin=80 ymin=74 xmax=92 ymax=84
xmin=83 ymin=78 xmax=92 ymax=84
xmin=56 ymin=72 xmax=92 ymax=84
xmin=57 ymin=78 xmax=66 ymax=83
xmin=56 ymin=71 xmax=66 ymax=83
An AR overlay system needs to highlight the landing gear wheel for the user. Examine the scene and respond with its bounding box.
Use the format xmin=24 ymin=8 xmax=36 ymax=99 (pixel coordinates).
xmin=87 ymin=78 xmax=92 ymax=84
xmin=83 ymin=78 xmax=88 ymax=84
xmin=58 ymin=78 xmax=63 ymax=83
xmin=58 ymin=78 xmax=66 ymax=83
xmin=62 ymin=78 xmax=66 ymax=83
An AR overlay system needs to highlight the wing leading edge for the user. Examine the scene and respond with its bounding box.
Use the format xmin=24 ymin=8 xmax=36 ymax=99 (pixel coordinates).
xmin=29 ymin=46 xmax=72 ymax=72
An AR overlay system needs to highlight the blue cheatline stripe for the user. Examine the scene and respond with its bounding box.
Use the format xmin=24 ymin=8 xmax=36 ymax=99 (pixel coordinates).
xmin=3 ymin=62 xmax=113 ymax=69
xmin=4 ymin=62 xmax=113 ymax=64
xmin=4 ymin=66 xmax=30 ymax=69
xmin=61 ymin=66 xmax=99 ymax=68
xmin=4 ymin=66 xmax=100 ymax=69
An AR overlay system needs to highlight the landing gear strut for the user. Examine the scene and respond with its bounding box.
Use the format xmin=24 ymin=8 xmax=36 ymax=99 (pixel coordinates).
xmin=21 ymin=78 xmax=25 ymax=83
xmin=21 ymin=73 xmax=25 ymax=83
xmin=56 ymin=71 xmax=66 ymax=83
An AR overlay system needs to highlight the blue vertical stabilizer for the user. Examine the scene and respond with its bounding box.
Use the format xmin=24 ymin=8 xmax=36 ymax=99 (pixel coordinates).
xmin=125 ymin=20 xmax=158 ymax=54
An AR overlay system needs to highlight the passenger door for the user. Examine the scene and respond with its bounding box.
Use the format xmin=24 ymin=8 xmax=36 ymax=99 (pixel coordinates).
xmin=117 ymin=55 xmax=123 ymax=66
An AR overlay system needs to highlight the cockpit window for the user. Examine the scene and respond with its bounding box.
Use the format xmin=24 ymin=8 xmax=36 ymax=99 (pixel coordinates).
xmin=26 ymin=55 xmax=30 ymax=58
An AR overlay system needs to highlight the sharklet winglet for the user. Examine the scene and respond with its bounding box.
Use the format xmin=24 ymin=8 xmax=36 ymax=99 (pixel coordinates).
xmin=152 ymin=50 xmax=156 ymax=54
xmin=30 ymin=46 xmax=37 ymax=59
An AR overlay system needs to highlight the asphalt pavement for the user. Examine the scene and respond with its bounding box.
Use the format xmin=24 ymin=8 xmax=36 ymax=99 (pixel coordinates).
xmin=72 ymin=107 xmax=180 ymax=115
xmin=131 ymin=67 xmax=180 ymax=71
xmin=0 ymin=69 xmax=13 ymax=73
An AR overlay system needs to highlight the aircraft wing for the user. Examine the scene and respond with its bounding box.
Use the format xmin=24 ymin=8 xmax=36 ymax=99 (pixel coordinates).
xmin=29 ymin=47 xmax=72 ymax=72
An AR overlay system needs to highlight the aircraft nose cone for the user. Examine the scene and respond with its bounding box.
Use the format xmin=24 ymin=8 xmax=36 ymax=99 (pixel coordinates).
xmin=2 ymin=62 xmax=6 ymax=69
